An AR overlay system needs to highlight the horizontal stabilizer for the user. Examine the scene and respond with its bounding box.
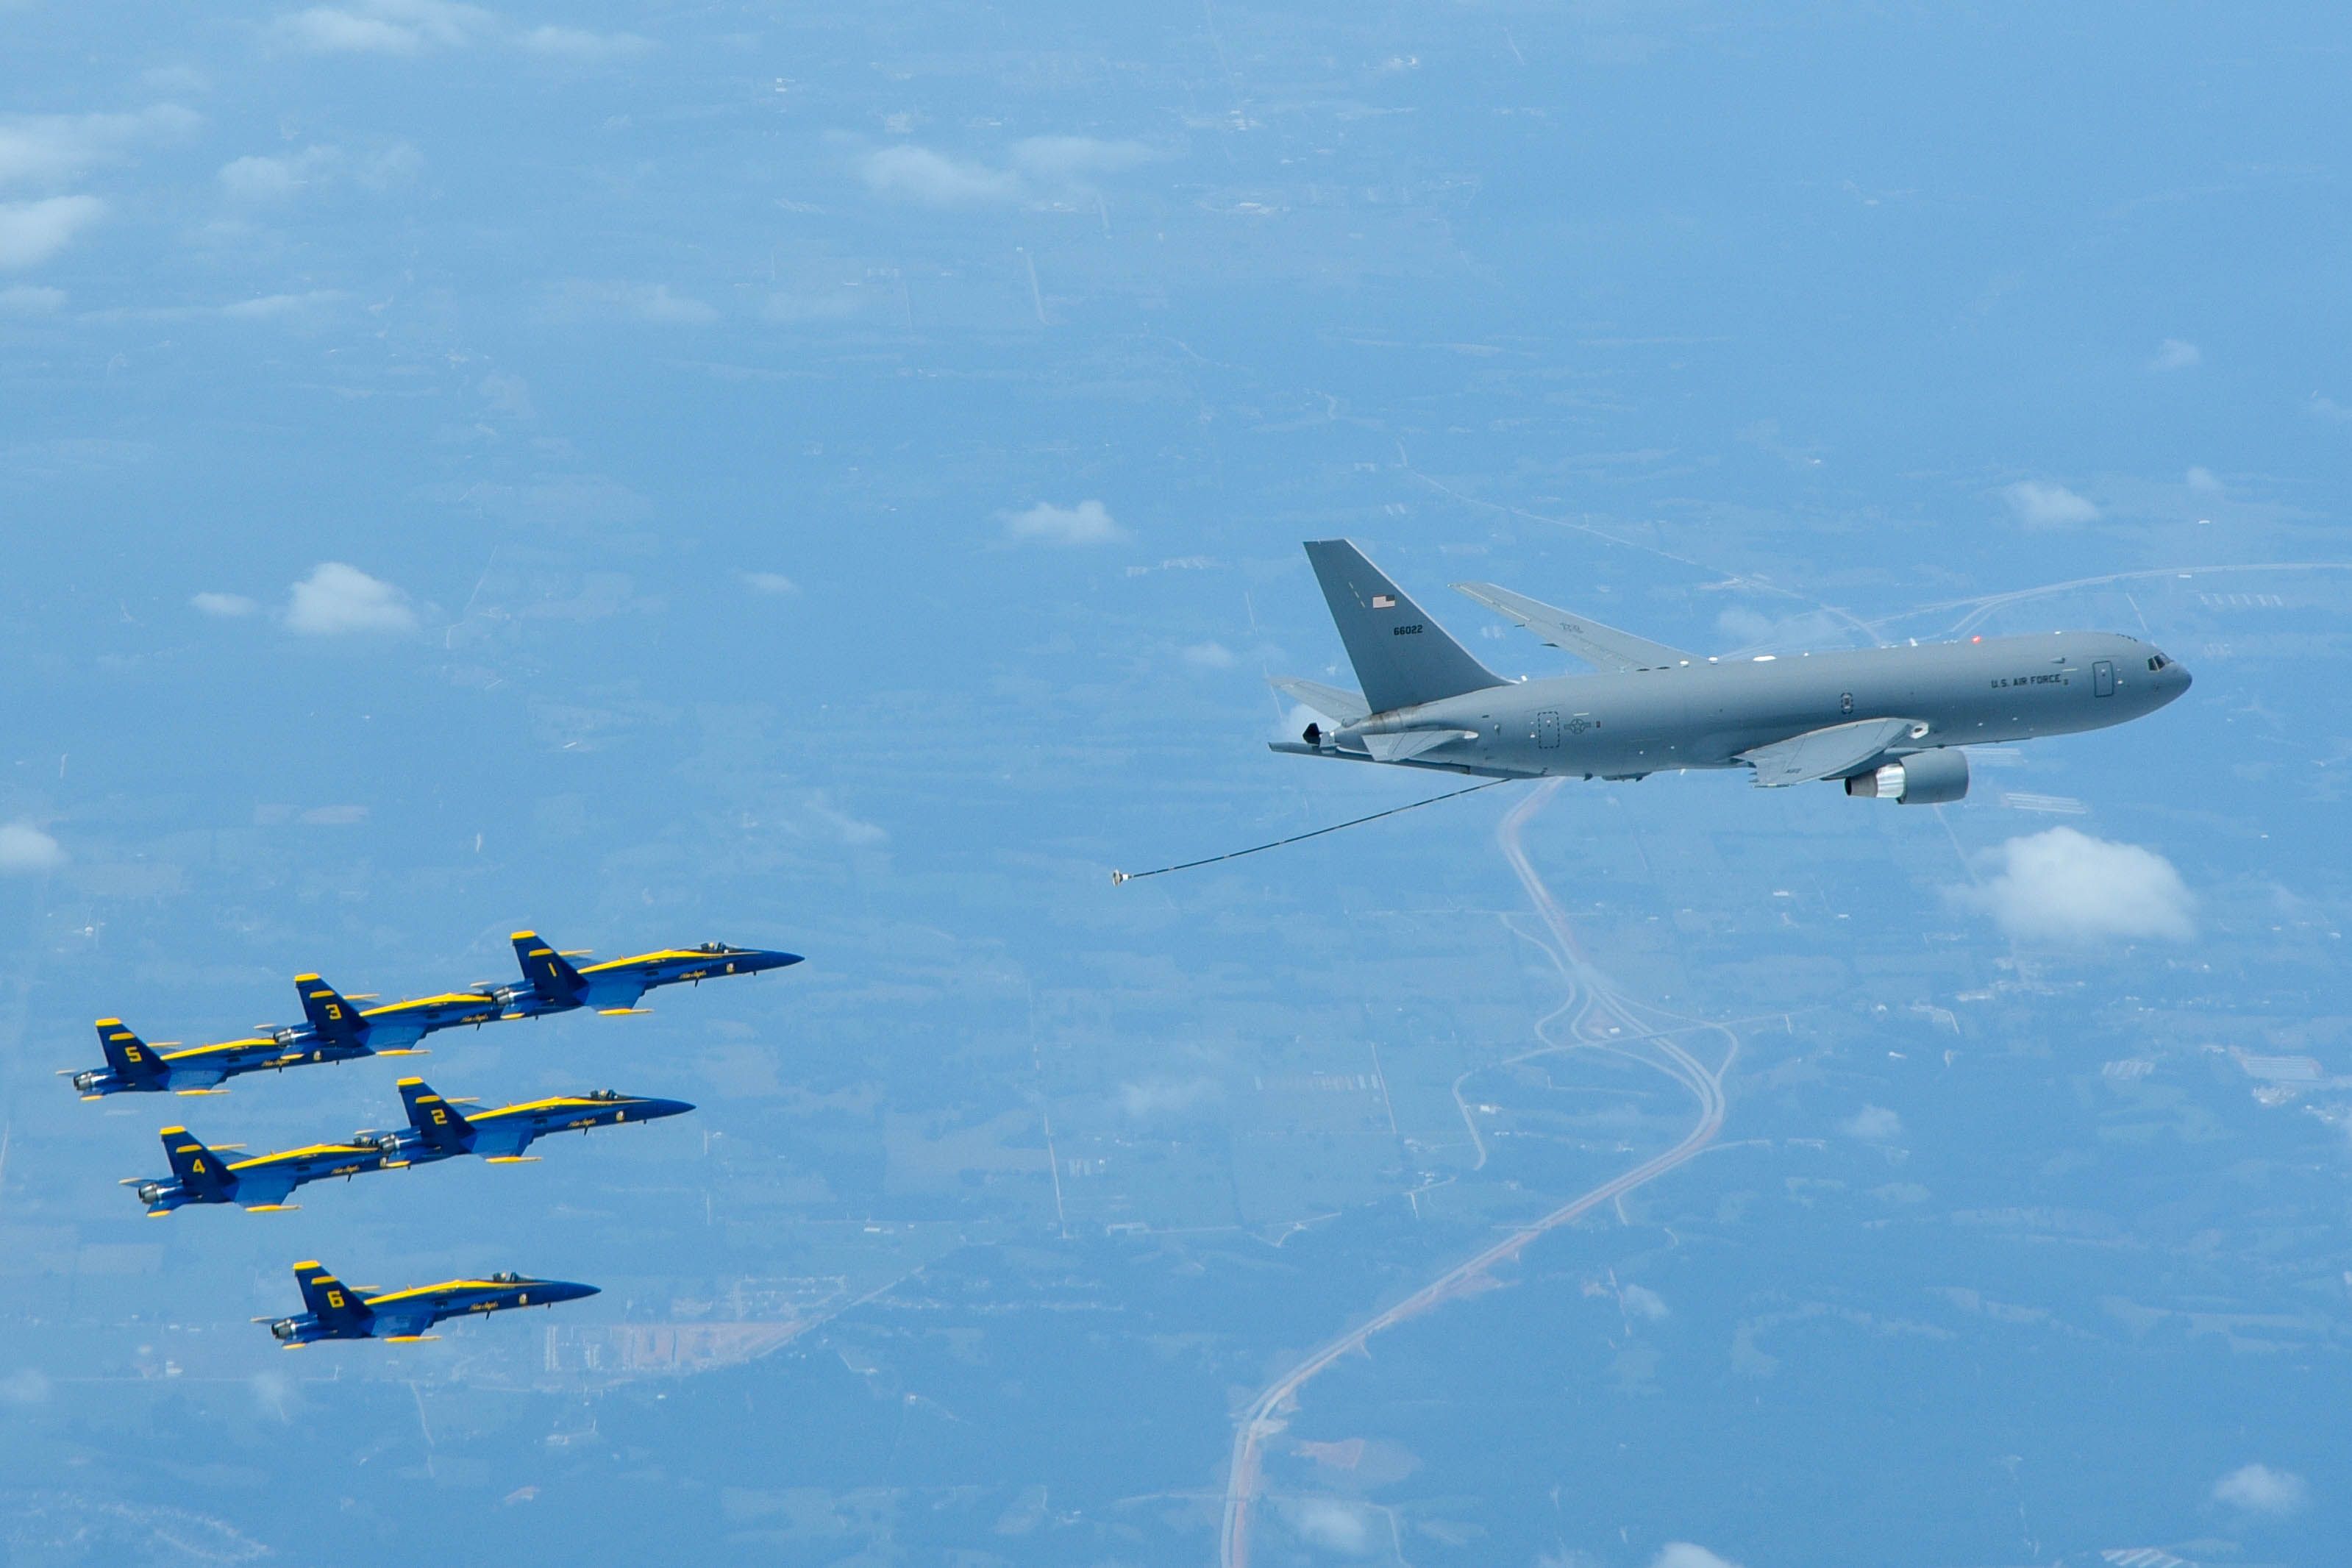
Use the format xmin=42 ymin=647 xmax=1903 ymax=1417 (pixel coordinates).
xmin=1362 ymin=728 xmax=1477 ymax=763
xmin=1450 ymin=583 xmax=1691 ymax=671
xmin=1268 ymin=677 xmax=1370 ymax=725
xmin=1739 ymin=717 xmax=1917 ymax=788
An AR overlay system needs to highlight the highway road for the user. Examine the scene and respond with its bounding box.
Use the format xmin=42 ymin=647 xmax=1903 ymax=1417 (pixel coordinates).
xmin=1218 ymin=780 xmax=1740 ymax=1568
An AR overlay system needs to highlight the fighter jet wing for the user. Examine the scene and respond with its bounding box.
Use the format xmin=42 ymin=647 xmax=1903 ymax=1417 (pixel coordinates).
xmin=1268 ymin=677 xmax=1370 ymax=724
xmin=1450 ymin=583 xmax=1691 ymax=671
xmin=1737 ymin=717 xmax=1917 ymax=788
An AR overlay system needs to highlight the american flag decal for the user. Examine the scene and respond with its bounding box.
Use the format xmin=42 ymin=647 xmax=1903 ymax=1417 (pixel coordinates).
xmin=1371 ymin=594 xmax=1395 ymax=609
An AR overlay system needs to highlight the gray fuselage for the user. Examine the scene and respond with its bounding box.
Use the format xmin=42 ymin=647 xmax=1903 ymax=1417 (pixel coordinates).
xmin=1308 ymin=631 xmax=2191 ymax=780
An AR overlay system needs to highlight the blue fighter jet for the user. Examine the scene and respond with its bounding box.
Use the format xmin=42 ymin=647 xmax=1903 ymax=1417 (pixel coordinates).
xmin=64 ymin=1019 xmax=317 ymax=1099
xmin=126 ymin=1126 xmax=390 ymax=1214
xmin=260 ymin=1259 xmax=597 ymax=1345
xmin=378 ymin=1077 xmax=694 ymax=1163
xmin=474 ymin=930 xmax=802 ymax=1019
xmin=66 ymin=972 xmax=499 ymax=1100
xmin=126 ymin=1080 xmax=692 ymax=1214
xmin=263 ymin=972 xmax=499 ymax=1057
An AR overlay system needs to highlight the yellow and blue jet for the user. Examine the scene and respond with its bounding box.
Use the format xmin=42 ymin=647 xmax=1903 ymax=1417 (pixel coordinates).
xmin=126 ymin=1126 xmax=388 ymax=1214
xmin=66 ymin=976 xmax=498 ymax=1100
xmin=478 ymin=930 xmax=802 ymax=1019
xmin=259 ymin=1259 xmax=597 ymax=1346
xmin=65 ymin=1019 xmax=316 ymax=1099
xmin=125 ymin=1079 xmax=693 ymax=1214
xmin=382 ymin=1077 xmax=694 ymax=1163
xmin=267 ymin=972 xmax=499 ymax=1056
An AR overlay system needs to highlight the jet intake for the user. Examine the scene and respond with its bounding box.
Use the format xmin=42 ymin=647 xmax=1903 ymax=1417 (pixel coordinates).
xmin=1845 ymin=749 xmax=1968 ymax=805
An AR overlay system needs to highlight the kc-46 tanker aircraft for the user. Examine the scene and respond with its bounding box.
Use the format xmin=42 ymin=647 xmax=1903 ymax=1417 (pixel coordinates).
xmin=1272 ymin=540 xmax=2190 ymax=800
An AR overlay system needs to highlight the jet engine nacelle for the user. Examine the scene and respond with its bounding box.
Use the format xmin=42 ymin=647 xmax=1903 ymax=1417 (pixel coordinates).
xmin=135 ymin=1182 xmax=165 ymax=1205
xmin=268 ymin=1317 xmax=300 ymax=1341
xmin=1845 ymin=748 xmax=1968 ymax=805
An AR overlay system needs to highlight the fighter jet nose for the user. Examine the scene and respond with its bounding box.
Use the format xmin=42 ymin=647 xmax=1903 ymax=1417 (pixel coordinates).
xmin=766 ymin=951 xmax=805 ymax=969
xmin=648 ymin=1098 xmax=696 ymax=1118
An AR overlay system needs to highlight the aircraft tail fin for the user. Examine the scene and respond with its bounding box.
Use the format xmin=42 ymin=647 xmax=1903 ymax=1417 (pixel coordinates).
xmin=510 ymin=932 xmax=586 ymax=1001
xmin=293 ymin=1261 xmax=372 ymax=1330
xmin=94 ymin=1019 xmax=168 ymax=1086
xmin=294 ymin=974 xmax=367 ymax=1044
xmin=159 ymin=1127 xmax=235 ymax=1199
xmin=396 ymin=1077 xmax=474 ymax=1150
xmin=1302 ymin=540 xmax=1506 ymax=716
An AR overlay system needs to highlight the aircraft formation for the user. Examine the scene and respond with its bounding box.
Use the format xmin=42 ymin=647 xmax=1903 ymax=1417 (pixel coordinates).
xmin=70 ymin=930 xmax=800 ymax=1346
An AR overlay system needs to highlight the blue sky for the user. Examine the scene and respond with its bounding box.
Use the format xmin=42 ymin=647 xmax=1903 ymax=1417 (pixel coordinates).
xmin=2 ymin=4 xmax=2348 ymax=1564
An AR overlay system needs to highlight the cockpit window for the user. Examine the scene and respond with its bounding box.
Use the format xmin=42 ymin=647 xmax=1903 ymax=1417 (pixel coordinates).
xmin=586 ymin=1088 xmax=621 ymax=1102
xmin=489 ymin=1271 xmax=520 ymax=1284
xmin=2147 ymin=653 xmax=2171 ymax=671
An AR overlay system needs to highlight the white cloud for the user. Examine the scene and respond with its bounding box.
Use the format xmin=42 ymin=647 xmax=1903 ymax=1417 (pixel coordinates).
xmin=1119 ymin=1077 xmax=1220 ymax=1119
xmin=218 ymin=146 xmax=338 ymax=202
xmin=1651 ymin=1547 xmax=1742 ymax=1568
xmin=221 ymin=290 xmax=343 ymax=320
xmin=1843 ymin=1105 xmax=1903 ymax=1142
xmin=272 ymin=0 xmax=491 ymax=54
xmin=0 ymin=195 xmax=105 ymax=270
xmin=1284 ymin=1499 xmax=1372 ymax=1555
xmin=1950 ymin=827 xmax=2196 ymax=944
xmin=2148 ymin=338 xmax=2200 ymax=372
xmin=0 ymin=1369 xmax=49 ymax=1405
xmin=285 ymin=562 xmax=418 ymax=635
xmin=2186 ymin=465 xmax=2221 ymax=493
xmin=191 ymin=591 xmax=257 ymax=617
xmin=2001 ymin=480 xmax=2100 ymax=528
xmin=0 ymin=107 xmax=199 ymax=189
xmin=480 ymin=371 xmax=533 ymax=418
xmin=1181 ymin=640 xmax=1236 ymax=669
xmin=801 ymin=791 xmax=885 ymax=847
xmin=1004 ymin=499 xmax=1125 ymax=546
xmin=1714 ymin=606 xmax=1776 ymax=645
xmin=860 ymin=136 xmax=1158 ymax=207
xmin=860 ymin=145 xmax=1020 ymax=207
xmin=1009 ymin=135 xmax=1155 ymax=182
xmin=742 ymin=571 xmax=798 ymax=595
xmin=2213 ymin=1462 xmax=2306 ymax=1514
xmin=0 ymin=283 xmax=63 ymax=312
xmin=759 ymin=290 xmax=864 ymax=325
xmin=547 ymin=280 xmax=717 ymax=325
xmin=519 ymin=24 xmax=652 ymax=60
xmin=0 ymin=822 xmax=65 ymax=874
xmin=1620 ymin=1283 xmax=1669 ymax=1320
